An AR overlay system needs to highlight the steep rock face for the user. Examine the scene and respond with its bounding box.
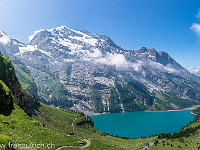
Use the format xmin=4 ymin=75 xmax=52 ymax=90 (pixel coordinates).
xmin=8 ymin=54 xmax=38 ymax=99
xmin=0 ymin=53 xmax=38 ymax=115
xmin=0 ymin=27 xmax=200 ymax=115
xmin=0 ymin=80 xmax=14 ymax=111
xmin=0 ymin=33 xmax=38 ymax=100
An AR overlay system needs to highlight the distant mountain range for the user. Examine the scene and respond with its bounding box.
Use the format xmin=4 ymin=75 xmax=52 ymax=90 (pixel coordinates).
xmin=0 ymin=27 xmax=200 ymax=115
xmin=188 ymin=68 xmax=200 ymax=76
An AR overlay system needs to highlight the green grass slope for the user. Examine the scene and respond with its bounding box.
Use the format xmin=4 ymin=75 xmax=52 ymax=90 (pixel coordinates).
xmin=1 ymin=98 xmax=200 ymax=150
xmin=0 ymin=103 xmax=83 ymax=150
xmin=150 ymin=114 xmax=200 ymax=150
xmin=32 ymin=104 xmax=200 ymax=150
xmin=33 ymin=103 xmax=158 ymax=150
xmin=7 ymin=54 xmax=36 ymax=93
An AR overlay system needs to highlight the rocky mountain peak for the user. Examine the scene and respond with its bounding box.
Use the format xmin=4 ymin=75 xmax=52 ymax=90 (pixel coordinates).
xmin=0 ymin=31 xmax=11 ymax=46
xmin=156 ymin=51 xmax=183 ymax=69
xmin=0 ymin=30 xmax=7 ymax=37
xmin=1 ymin=27 xmax=200 ymax=115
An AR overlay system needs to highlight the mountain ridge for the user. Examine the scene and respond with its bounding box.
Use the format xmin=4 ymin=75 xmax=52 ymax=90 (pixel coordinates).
xmin=0 ymin=50 xmax=200 ymax=149
xmin=0 ymin=26 xmax=200 ymax=115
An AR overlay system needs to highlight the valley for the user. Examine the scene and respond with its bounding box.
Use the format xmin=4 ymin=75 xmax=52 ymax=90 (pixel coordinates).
xmin=1 ymin=1 xmax=200 ymax=149
xmin=0 ymin=27 xmax=200 ymax=149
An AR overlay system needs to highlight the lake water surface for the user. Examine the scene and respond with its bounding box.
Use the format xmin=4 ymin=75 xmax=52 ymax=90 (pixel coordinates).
xmin=90 ymin=110 xmax=195 ymax=138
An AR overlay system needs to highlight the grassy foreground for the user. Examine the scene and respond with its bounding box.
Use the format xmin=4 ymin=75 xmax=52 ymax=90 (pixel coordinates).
xmin=33 ymin=104 xmax=200 ymax=150
xmin=33 ymin=103 xmax=158 ymax=150
xmin=0 ymin=102 xmax=200 ymax=149
xmin=0 ymin=103 xmax=82 ymax=150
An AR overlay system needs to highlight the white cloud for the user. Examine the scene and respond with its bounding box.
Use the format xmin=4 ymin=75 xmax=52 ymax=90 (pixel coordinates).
xmin=132 ymin=61 xmax=143 ymax=71
xmin=191 ymin=9 xmax=200 ymax=36
xmin=89 ymin=48 xmax=102 ymax=58
xmin=83 ymin=50 xmax=176 ymax=73
xmin=95 ymin=53 xmax=127 ymax=67
xmin=94 ymin=53 xmax=142 ymax=71
xmin=188 ymin=67 xmax=200 ymax=74
xmin=149 ymin=61 xmax=176 ymax=73
xmin=191 ymin=23 xmax=200 ymax=36
xmin=107 ymin=53 xmax=127 ymax=67
xmin=164 ymin=66 xmax=176 ymax=72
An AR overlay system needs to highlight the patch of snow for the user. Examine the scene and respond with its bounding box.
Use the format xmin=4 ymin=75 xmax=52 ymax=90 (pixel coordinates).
xmin=0 ymin=34 xmax=11 ymax=45
xmin=18 ymin=45 xmax=36 ymax=54
xmin=39 ymin=49 xmax=53 ymax=58
xmin=18 ymin=45 xmax=53 ymax=59
xmin=58 ymin=38 xmax=83 ymax=50
xmin=63 ymin=59 xmax=74 ymax=62
xmin=0 ymin=31 xmax=6 ymax=36
xmin=69 ymin=35 xmax=98 ymax=46
xmin=29 ymin=29 xmax=44 ymax=42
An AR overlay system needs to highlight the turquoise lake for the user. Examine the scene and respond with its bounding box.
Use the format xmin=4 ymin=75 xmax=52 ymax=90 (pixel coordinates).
xmin=90 ymin=110 xmax=195 ymax=138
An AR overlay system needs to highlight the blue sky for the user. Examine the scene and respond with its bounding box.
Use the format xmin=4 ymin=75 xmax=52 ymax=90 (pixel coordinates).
xmin=0 ymin=0 xmax=200 ymax=68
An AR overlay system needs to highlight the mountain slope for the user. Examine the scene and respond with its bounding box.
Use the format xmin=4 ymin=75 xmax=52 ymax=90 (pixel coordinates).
xmin=0 ymin=52 xmax=200 ymax=149
xmin=7 ymin=54 xmax=38 ymax=99
xmin=0 ymin=53 xmax=89 ymax=149
xmin=0 ymin=54 xmax=155 ymax=149
xmin=0 ymin=35 xmax=39 ymax=100
xmin=0 ymin=53 xmax=39 ymax=116
xmin=0 ymin=27 xmax=200 ymax=114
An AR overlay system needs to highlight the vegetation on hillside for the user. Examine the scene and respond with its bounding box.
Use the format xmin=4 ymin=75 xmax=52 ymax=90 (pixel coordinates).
xmin=1 ymin=93 xmax=200 ymax=150
xmin=0 ymin=103 xmax=83 ymax=150
xmin=149 ymin=108 xmax=200 ymax=150
xmin=0 ymin=80 xmax=14 ymax=111
xmin=8 ymin=54 xmax=36 ymax=93
xmin=1 ymin=53 xmax=200 ymax=150
xmin=192 ymin=105 xmax=200 ymax=114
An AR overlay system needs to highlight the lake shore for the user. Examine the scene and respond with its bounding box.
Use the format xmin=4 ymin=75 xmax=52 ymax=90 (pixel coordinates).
xmin=89 ymin=107 xmax=195 ymax=116
xmin=144 ymin=107 xmax=194 ymax=113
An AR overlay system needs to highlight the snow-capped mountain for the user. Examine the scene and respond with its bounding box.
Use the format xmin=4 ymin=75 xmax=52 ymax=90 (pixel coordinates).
xmin=1 ymin=26 xmax=200 ymax=115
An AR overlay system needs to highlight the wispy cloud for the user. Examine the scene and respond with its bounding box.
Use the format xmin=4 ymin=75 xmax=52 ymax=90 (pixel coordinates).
xmin=95 ymin=53 xmax=142 ymax=70
xmin=148 ymin=61 xmax=176 ymax=73
xmin=196 ymin=8 xmax=200 ymax=19
xmin=191 ymin=23 xmax=200 ymax=36
xmin=191 ymin=9 xmax=200 ymax=36
xmin=83 ymin=48 xmax=176 ymax=73
xmin=83 ymin=50 xmax=143 ymax=71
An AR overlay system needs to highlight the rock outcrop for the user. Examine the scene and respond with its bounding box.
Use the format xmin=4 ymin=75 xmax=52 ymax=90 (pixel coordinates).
xmin=0 ymin=53 xmax=38 ymax=116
